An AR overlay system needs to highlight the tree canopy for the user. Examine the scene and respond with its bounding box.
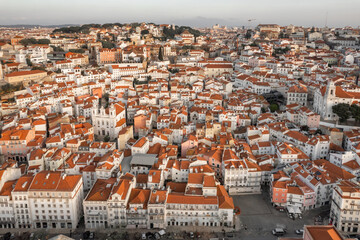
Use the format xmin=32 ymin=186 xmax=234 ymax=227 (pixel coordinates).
xmin=300 ymin=125 xmax=309 ymax=131
xmin=52 ymin=24 xmax=101 ymax=34
xmin=141 ymin=30 xmax=149 ymax=35
xmin=104 ymin=135 xmax=110 ymax=142
xmin=20 ymin=38 xmax=50 ymax=46
xmin=0 ymin=83 xmax=24 ymax=94
xmin=350 ymin=104 xmax=360 ymax=122
xmin=50 ymin=45 xmax=65 ymax=52
xmin=162 ymin=26 xmax=201 ymax=39
xmin=99 ymin=40 xmax=116 ymax=49
xmin=69 ymin=48 xmax=85 ymax=53
xmin=269 ymin=103 xmax=279 ymax=112
xmin=332 ymin=103 xmax=352 ymax=123
xmin=245 ymin=30 xmax=252 ymax=39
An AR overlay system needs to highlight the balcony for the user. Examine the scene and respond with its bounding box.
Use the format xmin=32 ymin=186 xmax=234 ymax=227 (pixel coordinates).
xmin=150 ymin=219 xmax=165 ymax=224
xmin=87 ymin=211 xmax=100 ymax=216
xmin=149 ymin=212 xmax=163 ymax=215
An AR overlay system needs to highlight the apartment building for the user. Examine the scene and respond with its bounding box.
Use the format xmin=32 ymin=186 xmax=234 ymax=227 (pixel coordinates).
xmin=0 ymin=171 xmax=83 ymax=229
xmin=330 ymin=180 xmax=360 ymax=235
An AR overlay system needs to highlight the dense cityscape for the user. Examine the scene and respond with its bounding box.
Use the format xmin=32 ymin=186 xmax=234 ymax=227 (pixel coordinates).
xmin=0 ymin=21 xmax=359 ymax=240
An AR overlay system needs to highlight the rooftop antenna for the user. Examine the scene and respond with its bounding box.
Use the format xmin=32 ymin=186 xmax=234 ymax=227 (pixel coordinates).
xmin=325 ymin=12 xmax=328 ymax=28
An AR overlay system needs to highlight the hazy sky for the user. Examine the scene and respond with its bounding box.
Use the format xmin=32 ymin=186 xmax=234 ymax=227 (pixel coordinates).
xmin=1 ymin=0 xmax=359 ymax=27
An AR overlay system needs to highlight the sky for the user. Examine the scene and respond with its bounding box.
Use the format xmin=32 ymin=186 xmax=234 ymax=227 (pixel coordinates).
xmin=0 ymin=0 xmax=359 ymax=28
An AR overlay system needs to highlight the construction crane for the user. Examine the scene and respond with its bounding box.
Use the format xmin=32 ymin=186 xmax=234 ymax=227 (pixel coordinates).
xmin=248 ymin=19 xmax=256 ymax=29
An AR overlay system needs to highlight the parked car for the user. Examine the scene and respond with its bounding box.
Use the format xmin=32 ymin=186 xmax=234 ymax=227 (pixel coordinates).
xmin=2 ymin=233 xmax=13 ymax=240
xmin=276 ymin=224 xmax=287 ymax=232
xmin=295 ymin=229 xmax=304 ymax=235
xmin=275 ymin=206 xmax=285 ymax=212
xmin=154 ymin=233 xmax=160 ymax=240
xmin=89 ymin=232 xmax=95 ymax=239
xmin=158 ymin=230 xmax=166 ymax=236
xmin=226 ymin=233 xmax=235 ymax=238
xmin=146 ymin=232 xmax=155 ymax=240
xmin=189 ymin=232 xmax=195 ymax=238
xmin=141 ymin=233 xmax=147 ymax=240
xmin=83 ymin=231 xmax=90 ymax=239
xmin=272 ymin=228 xmax=285 ymax=236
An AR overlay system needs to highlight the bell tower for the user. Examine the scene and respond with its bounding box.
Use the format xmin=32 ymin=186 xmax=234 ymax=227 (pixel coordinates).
xmin=325 ymin=79 xmax=336 ymax=99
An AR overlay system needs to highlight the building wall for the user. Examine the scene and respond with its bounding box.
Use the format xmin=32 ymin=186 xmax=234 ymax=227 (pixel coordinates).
xmin=5 ymin=72 xmax=47 ymax=84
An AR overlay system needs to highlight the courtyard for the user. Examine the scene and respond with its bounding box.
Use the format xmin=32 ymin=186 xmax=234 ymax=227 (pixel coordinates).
xmin=232 ymin=193 xmax=330 ymax=240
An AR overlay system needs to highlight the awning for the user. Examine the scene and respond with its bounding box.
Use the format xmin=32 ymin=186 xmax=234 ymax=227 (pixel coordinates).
xmin=287 ymin=205 xmax=295 ymax=214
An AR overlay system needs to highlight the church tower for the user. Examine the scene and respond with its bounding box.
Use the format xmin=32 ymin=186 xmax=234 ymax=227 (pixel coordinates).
xmin=325 ymin=79 xmax=336 ymax=100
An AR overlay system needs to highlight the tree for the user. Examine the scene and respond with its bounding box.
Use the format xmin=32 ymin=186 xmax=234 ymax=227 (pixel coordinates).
xmin=103 ymin=93 xmax=110 ymax=103
xmin=260 ymin=32 xmax=267 ymax=39
xmin=350 ymin=104 xmax=360 ymax=122
xmin=26 ymin=58 xmax=32 ymax=67
xmin=50 ymin=45 xmax=65 ymax=52
xmin=69 ymin=48 xmax=85 ymax=53
xmin=245 ymin=30 xmax=252 ymax=39
xmin=104 ymin=135 xmax=110 ymax=142
xmin=169 ymin=68 xmax=179 ymax=74
xmin=141 ymin=30 xmax=149 ymax=35
xmin=31 ymin=66 xmax=46 ymax=71
xmin=158 ymin=47 xmax=164 ymax=61
xmin=315 ymin=129 xmax=322 ymax=135
xmin=332 ymin=103 xmax=351 ymax=123
xmin=100 ymin=40 xmax=115 ymax=49
xmin=300 ymin=125 xmax=309 ymax=132
xmin=279 ymin=32 xmax=286 ymax=39
xmin=37 ymin=39 xmax=50 ymax=44
xmin=20 ymin=38 xmax=50 ymax=46
xmin=1 ymin=83 xmax=24 ymax=94
xmin=269 ymin=103 xmax=279 ymax=112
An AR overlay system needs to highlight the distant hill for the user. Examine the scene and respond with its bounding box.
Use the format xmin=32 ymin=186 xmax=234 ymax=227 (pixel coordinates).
xmin=0 ymin=24 xmax=79 ymax=28
xmin=51 ymin=22 xmax=202 ymax=39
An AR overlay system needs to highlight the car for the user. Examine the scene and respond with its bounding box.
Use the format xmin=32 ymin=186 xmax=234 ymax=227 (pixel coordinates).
xmin=226 ymin=233 xmax=235 ymax=238
xmin=83 ymin=231 xmax=90 ymax=239
xmin=3 ymin=233 xmax=13 ymax=240
xmin=142 ymin=233 xmax=147 ymax=240
xmin=189 ymin=232 xmax=195 ymax=238
xmin=158 ymin=230 xmax=166 ymax=236
xmin=295 ymin=229 xmax=304 ymax=235
xmin=276 ymin=224 xmax=287 ymax=232
xmin=89 ymin=232 xmax=95 ymax=239
xmin=275 ymin=206 xmax=285 ymax=212
xmin=154 ymin=233 xmax=160 ymax=240
xmin=272 ymin=228 xmax=285 ymax=236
